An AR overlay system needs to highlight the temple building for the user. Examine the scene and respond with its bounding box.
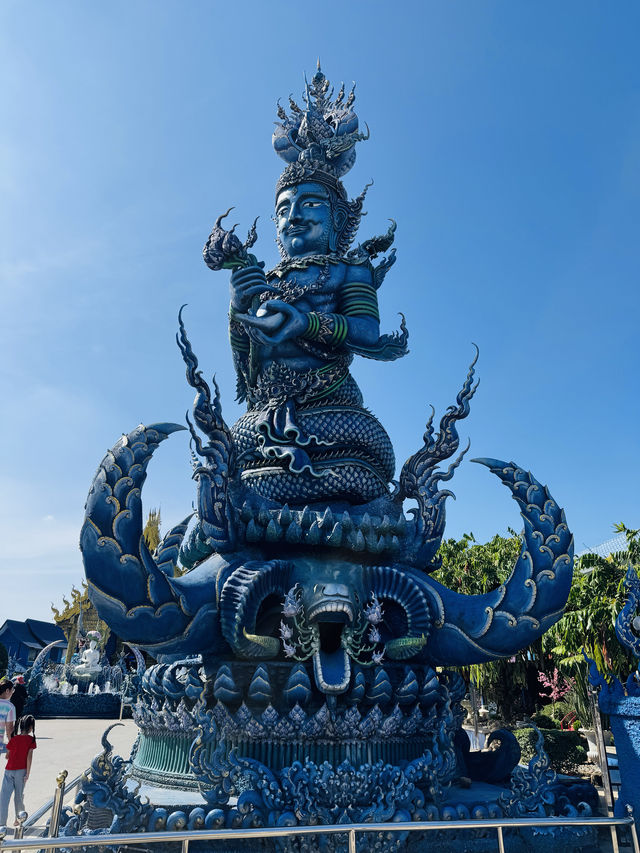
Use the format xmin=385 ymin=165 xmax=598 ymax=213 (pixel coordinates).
xmin=51 ymin=582 xmax=116 ymax=664
xmin=0 ymin=618 xmax=67 ymax=671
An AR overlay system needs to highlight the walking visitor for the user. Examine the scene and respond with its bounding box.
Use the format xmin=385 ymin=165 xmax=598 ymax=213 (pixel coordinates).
xmin=0 ymin=681 xmax=15 ymax=756
xmin=10 ymin=678 xmax=27 ymax=720
xmin=0 ymin=715 xmax=37 ymax=828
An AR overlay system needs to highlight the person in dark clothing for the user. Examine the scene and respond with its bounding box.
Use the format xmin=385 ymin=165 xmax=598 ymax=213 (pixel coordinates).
xmin=10 ymin=678 xmax=27 ymax=720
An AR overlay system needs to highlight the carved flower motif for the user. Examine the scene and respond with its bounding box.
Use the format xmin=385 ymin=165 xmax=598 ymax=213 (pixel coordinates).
xmin=279 ymin=621 xmax=293 ymax=641
xmin=203 ymin=208 xmax=258 ymax=272
xmin=364 ymin=593 xmax=383 ymax=625
xmin=282 ymin=586 xmax=302 ymax=618
xmin=282 ymin=640 xmax=296 ymax=658
xmin=368 ymin=626 xmax=381 ymax=644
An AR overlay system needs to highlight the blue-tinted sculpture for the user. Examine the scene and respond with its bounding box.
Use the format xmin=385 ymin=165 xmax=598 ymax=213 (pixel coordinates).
xmin=77 ymin=65 xmax=579 ymax=847
xmin=587 ymin=565 xmax=640 ymax=830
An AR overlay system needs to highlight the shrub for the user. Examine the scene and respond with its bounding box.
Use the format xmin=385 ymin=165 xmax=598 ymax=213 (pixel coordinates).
xmin=530 ymin=713 xmax=557 ymax=729
xmin=549 ymin=700 xmax=570 ymax=720
xmin=513 ymin=728 xmax=588 ymax=774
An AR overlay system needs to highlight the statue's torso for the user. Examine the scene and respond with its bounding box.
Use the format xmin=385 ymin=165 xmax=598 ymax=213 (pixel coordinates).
xmin=230 ymin=258 xmax=394 ymax=503
xmin=257 ymin=260 xmax=350 ymax=370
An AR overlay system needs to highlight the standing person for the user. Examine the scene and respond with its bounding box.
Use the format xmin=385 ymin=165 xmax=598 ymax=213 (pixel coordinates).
xmin=0 ymin=680 xmax=15 ymax=756
xmin=0 ymin=716 xmax=37 ymax=828
xmin=10 ymin=678 xmax=27 ymax=720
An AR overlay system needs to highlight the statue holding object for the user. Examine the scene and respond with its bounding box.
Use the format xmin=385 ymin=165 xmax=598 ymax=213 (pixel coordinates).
xmin=203 ymin=66 xmax=407 ymax=506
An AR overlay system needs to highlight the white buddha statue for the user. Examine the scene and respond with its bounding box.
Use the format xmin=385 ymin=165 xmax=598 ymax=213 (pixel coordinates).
xmin=73 ymin=638 xmax=102 ymax=679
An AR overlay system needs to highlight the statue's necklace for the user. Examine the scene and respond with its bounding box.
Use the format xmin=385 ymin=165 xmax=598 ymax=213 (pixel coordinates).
xmin=267 ymin=253 xmax=340 ymax=278
xmin=262 ymin=257 xmax=332 ymax=305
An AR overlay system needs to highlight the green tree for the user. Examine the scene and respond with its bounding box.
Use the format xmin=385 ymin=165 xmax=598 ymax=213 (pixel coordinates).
xmin=435 ymin=524 xmax=640 ymax=725
xmin=437 ymin=530 xmax=521 ymax=595
xmin=0 ymin=642 xmax=8 ymax=678
xmin=544 ymin=524 xmax=639 ymax=679
xmin=435 ymin=530 xmax=540 ymax=723
xmin=143 ymin=508 xmax=162 ymax=554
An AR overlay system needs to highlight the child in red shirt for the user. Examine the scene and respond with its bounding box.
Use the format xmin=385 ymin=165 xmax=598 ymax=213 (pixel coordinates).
xmin=0 ymin=716 xmax=36 ymax=829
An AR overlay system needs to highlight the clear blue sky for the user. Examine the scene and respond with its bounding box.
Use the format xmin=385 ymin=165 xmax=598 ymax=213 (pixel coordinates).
xmin=1 ymin=1 xmax=639 ymax=622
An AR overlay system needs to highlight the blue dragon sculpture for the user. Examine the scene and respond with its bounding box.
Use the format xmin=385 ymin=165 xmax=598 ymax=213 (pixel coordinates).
xmin=78 ymin=64 xmax=576 ymax=846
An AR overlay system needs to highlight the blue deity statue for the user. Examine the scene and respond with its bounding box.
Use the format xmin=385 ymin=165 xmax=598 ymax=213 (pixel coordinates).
xmin=75 ymin=65 xmax=579 ymax=844
xmin=205 ymin=69 xmax=407 ymax=506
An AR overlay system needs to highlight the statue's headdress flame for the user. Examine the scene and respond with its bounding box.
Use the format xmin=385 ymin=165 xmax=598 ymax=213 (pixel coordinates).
xmin=273 ymin=63 xmax=369 ymax=201
xmin=273 ymin=63 xmax=370 ymax=257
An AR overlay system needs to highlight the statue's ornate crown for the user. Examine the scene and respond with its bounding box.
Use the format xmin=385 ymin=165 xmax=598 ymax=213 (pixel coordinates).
xmin=273 ymin=63 xmax=369 ymax=198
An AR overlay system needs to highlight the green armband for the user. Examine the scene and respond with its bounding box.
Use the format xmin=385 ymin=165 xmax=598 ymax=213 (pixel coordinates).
xmin=302 ymin=312 xmax=349 ymax=347
xmin=229 ymin=317 xmax=250 ymax=353
xmin=340 ymin=281 xmax=380 ymax=322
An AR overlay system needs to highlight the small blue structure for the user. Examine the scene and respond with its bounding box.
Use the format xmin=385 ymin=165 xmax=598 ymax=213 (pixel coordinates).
xmin=0 ymin=619 xmax=66 ymax=671
xmin=65 ymin=65 xmax=600 ymax=850
xmin=587 ymin=565 xmax=640 ymax=830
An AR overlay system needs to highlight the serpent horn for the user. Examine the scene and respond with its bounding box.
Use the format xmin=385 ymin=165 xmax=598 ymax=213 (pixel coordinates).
xmin=363 ymin=564 xmax=433 ymax=660
xmin=80 ymin=423 xmax=223 ymax=656
xmin=422 ymin=458 xmax=574 ymax=665
xmin=219 ymin=560 xmax=294 ymax=658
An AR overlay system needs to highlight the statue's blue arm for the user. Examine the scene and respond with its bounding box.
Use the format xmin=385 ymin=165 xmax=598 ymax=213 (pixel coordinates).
xmin=337 ymin=262 xmax=380 ymax=348
xmin=228 ymin=315 xmax=251 ymax=401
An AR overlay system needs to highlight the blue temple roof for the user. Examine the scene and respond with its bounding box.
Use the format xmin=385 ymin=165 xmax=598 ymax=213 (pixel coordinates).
xmin=25 ymin=618 xmax=66 ymax=647
xmin=0 ymin=619 xmax=66 ymax=669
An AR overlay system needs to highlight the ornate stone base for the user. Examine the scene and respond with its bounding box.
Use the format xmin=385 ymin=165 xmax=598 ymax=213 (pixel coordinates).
xmin=25 ymin=692 xmax=121 ymax=718
xmin=59 ymin=725 xmax=602 ymax=853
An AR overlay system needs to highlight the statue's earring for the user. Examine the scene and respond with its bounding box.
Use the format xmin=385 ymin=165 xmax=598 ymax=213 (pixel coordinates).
xmin=331 ymin=210 xmax=348 ymax=253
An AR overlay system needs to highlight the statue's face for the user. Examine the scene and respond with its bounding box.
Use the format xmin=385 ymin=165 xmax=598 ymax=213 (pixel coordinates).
xmin=275 ymin=182 xmax=334 ymax=257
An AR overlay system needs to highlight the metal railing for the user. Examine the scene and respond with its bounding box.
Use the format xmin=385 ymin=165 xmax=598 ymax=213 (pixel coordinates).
xmin=590 ymin=685 xmax=616 ymax=813
xmin=1 ymin=808 xmax=638 ymax=853
xmin=3 ymin=769 xmax=85 ymax=840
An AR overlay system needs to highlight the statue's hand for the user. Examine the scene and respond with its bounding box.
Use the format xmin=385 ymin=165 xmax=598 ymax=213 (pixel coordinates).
xmin=236 ymin=299 xmax=308 ymax=345
xmin=230 ymin=264 xmax=277 ymax=312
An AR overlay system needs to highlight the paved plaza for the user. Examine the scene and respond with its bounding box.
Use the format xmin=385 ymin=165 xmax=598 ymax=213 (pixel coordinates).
xmin=3 ymin=718 xmax=138 ymax=835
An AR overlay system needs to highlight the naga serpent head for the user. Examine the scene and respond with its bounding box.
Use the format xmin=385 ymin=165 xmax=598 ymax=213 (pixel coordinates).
xmin=219 ymin=554 xmax=435 ymax=696
xmin=290 ymin=557 xmax=363 ymax=694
